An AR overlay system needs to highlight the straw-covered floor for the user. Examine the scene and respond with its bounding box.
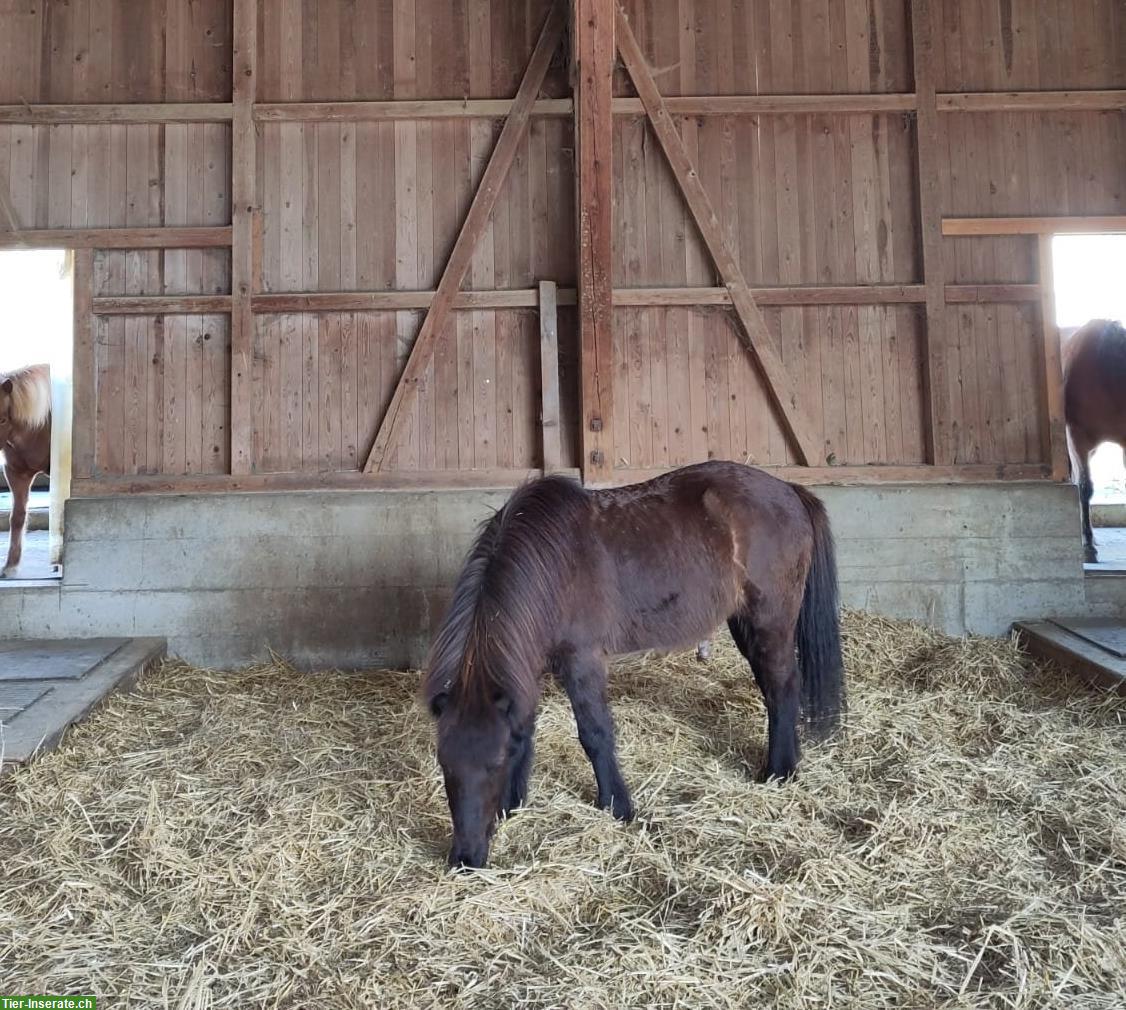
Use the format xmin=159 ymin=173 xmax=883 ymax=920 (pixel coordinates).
xmin=1 ymin=612 xmax=1124 ymax=1008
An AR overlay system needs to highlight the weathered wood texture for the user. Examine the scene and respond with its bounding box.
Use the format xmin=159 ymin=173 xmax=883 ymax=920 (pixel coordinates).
xmin=0 ymin=0 xmax=1122 ymax=489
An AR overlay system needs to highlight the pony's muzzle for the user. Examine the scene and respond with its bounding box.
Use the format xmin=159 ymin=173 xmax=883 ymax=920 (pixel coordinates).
xmin=448 ymin=842 xmax=489 ymax=870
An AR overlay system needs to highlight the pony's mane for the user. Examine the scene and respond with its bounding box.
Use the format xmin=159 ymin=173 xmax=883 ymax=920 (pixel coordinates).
xmin=1 ymin=363 xmax=51 ymax=429
xmin=424 ymin=475 xmax=591 ymax=718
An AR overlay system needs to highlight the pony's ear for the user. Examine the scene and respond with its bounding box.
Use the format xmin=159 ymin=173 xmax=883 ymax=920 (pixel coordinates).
xmin=429 ymin=692 xmax=448 ymax=718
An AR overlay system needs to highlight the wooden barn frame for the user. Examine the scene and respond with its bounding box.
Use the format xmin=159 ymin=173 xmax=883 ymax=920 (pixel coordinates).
xmin=1 ymin=0 xmax=1123 ymax=497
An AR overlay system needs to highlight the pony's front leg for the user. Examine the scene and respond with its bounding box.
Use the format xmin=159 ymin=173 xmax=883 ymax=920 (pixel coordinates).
xmin=502 ymin=723 xmax=535 ymax=818
xmin=1 ymin=466 xmax=32 ymax=578
xmin=554 ymin=651 xmax=634 ymax=821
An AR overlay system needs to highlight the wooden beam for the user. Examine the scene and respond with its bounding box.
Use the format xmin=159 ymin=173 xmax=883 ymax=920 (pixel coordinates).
xmin=230 ymin=0 xmax=257 ymax=476
xmin=1037 ymin=236 xmax=1070 ymax=481
xmin=71 ymin=250 xmax=95 ymax=481
xmin=0 ymin=227 xmax=232 ymax=250
xmin=943 ymin=216 xmax=1126 ymax=236
xmin=93 ymin=295 xmax=234 ymax=315
xmin=613 ymin=284 xmax=927 ymax=306
xmin=252 ymin=289 xmax=579 ymax=313
xmin=0 ymin=103 xmax=233 ymax=124
xmin=70 ymin=469 xmax=579 ymax=497
xmin=362 ymin=1 xmax=565 ymax=474
xmin=937 ymin=90 xmax=1126 ymax=113
xmin=255 ymin=99 xmax=573 ymax=121
xmin=595 ymin=463 xmax=1053 ymax=489
xmin=575 ymin=0 xmax=616 ymax=482
xmin=911 ymin=0 xmax=954 ymax=466
xmin=944 ymin=284 xmax=1041 ymax=304
xmin=613 ymin=93 xmax=917 ymax=116
xmin=615 ymin=6 xmax=821 ymax=466
xmin=538 ymin=281 xmax=563 ymax=473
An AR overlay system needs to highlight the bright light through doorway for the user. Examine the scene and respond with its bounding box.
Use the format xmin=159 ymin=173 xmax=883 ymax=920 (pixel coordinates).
xmin=1053 ymin=234 xmax=1126 ymax=504
xmin=0 ymin=249 xmax=71 ymax=373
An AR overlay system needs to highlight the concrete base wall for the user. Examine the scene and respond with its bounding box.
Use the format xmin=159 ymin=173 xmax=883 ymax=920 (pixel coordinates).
xmin=1 ymin=483 xmax=1123 ymax=669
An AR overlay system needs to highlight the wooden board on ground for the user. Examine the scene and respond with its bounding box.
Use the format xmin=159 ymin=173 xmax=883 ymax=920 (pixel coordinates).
xmin=0 ymin=638 xmax=130 ymax=681
xmin=1015 ymin=620 xmax=1126 ymax=696
xmin=1049 ymin=618 xmax=1126 ymax=660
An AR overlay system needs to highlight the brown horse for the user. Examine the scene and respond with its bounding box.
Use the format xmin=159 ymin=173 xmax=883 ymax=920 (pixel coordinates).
xmin=1063 ymin=319 xmax=1126 ymax=563
xmin=424 ymin=460 xmax=845 ymax=869
xmin=0 ymin=363 xmax=51 ymax=578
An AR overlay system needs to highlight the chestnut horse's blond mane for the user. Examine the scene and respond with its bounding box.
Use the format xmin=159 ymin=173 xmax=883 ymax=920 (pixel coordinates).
xmin=1 ymin=363 xmax=51 ymax=430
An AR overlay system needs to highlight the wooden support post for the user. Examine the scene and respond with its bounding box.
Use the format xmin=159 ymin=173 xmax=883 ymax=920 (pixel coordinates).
xmin=911 ymin=0 xmax=954 ymax=465
xmin=362 ymin=1 xmax=565 ymax=473
xmin=573 ymin=0 xmax=616 ymax=483
xmin=1037 ymin=236 xmax=1069 ymax=481
xmin=614 ymin=7 xmax=820 ymax=466
xmin=71 ymin=249 xmax=95 ymax=480
xmin=538 ymin=281 xmax=563 ymax=473
xmin=230 ymin=0 xmax=257 ymax=475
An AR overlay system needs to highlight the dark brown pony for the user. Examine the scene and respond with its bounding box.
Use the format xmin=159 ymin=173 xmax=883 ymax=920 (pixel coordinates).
xmin=1063 ymin=319 xmax=1126 ymax=562
xmin=1 ymin=364 xmax=51 ymax=578
xmin=425 ymin=460 xmax=844 ymax=869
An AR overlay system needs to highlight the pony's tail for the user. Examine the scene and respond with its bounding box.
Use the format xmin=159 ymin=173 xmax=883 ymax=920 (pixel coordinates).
xmin=791 ymin=485 xmax=845 ymax=738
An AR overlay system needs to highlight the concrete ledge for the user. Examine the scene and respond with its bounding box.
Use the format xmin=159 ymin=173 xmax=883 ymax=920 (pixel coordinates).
xmin=0 ymin=482 xmax=1122 ymax=668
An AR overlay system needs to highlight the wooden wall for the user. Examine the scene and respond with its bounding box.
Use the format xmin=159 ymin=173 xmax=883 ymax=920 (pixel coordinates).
xmin=0 ymin=0 xmax=1123 ymax=493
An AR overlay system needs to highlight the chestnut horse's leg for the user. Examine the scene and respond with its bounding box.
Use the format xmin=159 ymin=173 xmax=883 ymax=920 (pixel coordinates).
xmin=553 ymin=650 xmax=634 ymax=821
xmin=2 ymin=464 xmax=33 ymax=578
xmin=729 ymin=616 xmax=800 ymax=781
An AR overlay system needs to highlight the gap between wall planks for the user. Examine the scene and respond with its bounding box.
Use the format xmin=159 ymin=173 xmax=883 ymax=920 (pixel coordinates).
xmin=1037 ymin=236 xmax=1069 ymax=482
xmin=613 ymin=5 xmax=821 ymax=468
xmin=360 ymin=1 xmax=566 ymax=475
xmin=229 ymin=0 xmax=256 ymax=476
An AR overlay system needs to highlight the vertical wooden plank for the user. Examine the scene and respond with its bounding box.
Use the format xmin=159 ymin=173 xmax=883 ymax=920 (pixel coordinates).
xmin=910 ymin=0 xmax=953 ymax=465
xmin=574 ymin=0 xmax=614 ymax=482
xmin=71 ymin=249 xmax=95 ymax=480
xmin=1038 ymin=234 xmax=1068 ymax=480
xmin=230 ymin=0 xmax=257 ymax=474
xmin=538 ymin=280 xmax=563 ymax=472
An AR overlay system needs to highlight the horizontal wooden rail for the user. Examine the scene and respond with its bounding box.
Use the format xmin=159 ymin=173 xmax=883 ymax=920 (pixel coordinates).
xmin=93 ymin=295 xmax=234 ymax=315
xmin=0 ymin=227 xmax=233 ymax=249
xmin=945 ymin=284 xmax=1041 ymax=303
xmin=597 ymin=463 xmax=1053 ymax=488
xmin=2 ymin=90 xmax=1119 ymax=128
xmin=0 ymin=102 xmax=235 ymax=124
xmin=70 ymin=468 xmax=579 ymax=496
xmin=614 ymin=93 xmax=917 ymax=115
xmin=943 ymin=216 xmax=1126 ymax=236
xmin=89 ymin=284 xmax=1045 ymax=317
xmin=937 ymin=89 xmax=1126 ymax=113
xmin=255 ymin=99 xmax=573 ymax=121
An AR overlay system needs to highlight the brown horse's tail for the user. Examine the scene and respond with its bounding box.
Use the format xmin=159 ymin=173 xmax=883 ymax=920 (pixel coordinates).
xmin=791 ymin=485 xmax=845 ymax=738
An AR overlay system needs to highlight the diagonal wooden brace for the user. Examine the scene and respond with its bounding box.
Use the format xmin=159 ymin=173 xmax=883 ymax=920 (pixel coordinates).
xmin=363 ymin=0 xmax=565 ymax=473
xmin=614 ymin=6 xmax=822 ymax=467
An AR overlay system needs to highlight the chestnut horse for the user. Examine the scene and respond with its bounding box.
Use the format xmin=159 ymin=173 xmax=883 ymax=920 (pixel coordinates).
xmin=0 ymin=363 xmax=51 ymax=578
xmin=425 ymin=460 xmax=845 ymax=869
xmin=1063 ymin=319 xmax=1126 ymax=563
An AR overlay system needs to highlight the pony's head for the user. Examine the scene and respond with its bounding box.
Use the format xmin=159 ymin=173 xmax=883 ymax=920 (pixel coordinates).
xmin=429 ymin=686 xmax=530 ymax=869
xmin=0 ymin=365 xmax=51 ymax=443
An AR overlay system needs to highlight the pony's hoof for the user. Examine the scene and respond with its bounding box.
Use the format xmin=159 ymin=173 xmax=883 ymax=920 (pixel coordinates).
xmin=604 ymin=796 xmax=635 ymax=822
xmin=0 ymin=567 xmax=14 ymax=579
xmin=695 ymin=641 xmax=711 ymax=662
xmin=1085 ymin=546 xmax=1099 ymax=564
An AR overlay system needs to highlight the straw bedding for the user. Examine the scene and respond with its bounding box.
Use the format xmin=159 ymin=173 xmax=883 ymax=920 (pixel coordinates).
xmin=1 ymin=612 xmax=1124 ymax=1008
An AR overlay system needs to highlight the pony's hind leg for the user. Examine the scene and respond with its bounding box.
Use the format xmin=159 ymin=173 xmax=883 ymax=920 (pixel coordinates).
xmin=1072 ymin=434 xmax=1098 ymax=562
xmin=2 ymin=465 xmax=33 ymax=578
xmin=729 ymin=616 xmax=800 ymax=781
xmin=553 ymin=650 xmax=634 ymax=821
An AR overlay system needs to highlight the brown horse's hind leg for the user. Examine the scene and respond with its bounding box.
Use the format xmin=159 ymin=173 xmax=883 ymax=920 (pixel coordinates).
xmin=553 ymin=650 xmax=634 ymax=821
xmin=2 ymin=465 xmax=33 ymax=578
xmin=729 ymin=616 xmax=800 ymax=781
